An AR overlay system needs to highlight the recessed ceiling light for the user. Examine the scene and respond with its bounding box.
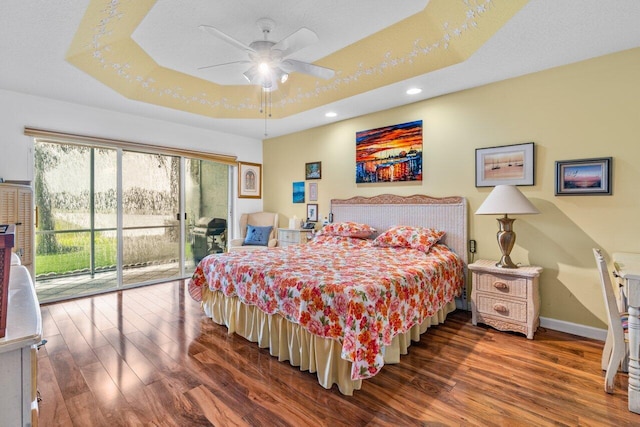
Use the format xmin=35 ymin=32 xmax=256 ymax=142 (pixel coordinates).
xmin=325 ymin=112 xmax=337 ymax=118
xmin=406 ymin=88 xmax=422 ymax=95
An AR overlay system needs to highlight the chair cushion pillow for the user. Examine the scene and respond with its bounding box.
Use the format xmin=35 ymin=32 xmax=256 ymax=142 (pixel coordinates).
xmin=243 ymin=225 xmax=273 ymax=246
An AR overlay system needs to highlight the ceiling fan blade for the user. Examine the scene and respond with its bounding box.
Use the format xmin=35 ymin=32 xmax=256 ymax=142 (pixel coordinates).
xmin=281 ymin=59 xmax=335 ymax=80
xmin=273 ymin=27 xmax=319 ymax=57
xmin=199 ymin=25 xmax=255 ymax=53
xmin=198 ymin=60 xmax=251 ymax=71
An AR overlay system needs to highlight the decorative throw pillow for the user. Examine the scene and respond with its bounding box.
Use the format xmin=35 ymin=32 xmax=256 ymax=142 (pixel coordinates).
xmin=373 ymin=226 xmax=445 ymax=253
xmin=243 ymin=225 xmax=273 ymax=246
xmin=315 ymin=221 xmax=376 ymax=238
xmin=310 ymin=234 xmax=373 ymax=248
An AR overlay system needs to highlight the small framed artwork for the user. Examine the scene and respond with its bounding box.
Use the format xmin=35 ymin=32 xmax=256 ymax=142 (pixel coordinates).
xmin=292 ymin=181 xmax=305 ymax=203
xmin=308 ymin=182 xmax=318 ymax=201
xmin=475 ymin=142 xmax=534 ymax=187
xmin=238 ymin=161 xmax=261 ymax=199
xmin=305 ymin=162 xmax=322 ymax=180
xmin=307 ymin=203 xmax=318 ymax=222
xmin=555 ymin=157 xmax=612 ymax=196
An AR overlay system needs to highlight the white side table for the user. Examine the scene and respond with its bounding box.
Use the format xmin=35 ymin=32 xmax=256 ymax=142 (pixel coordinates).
xmin=469 ymin=260 xmax=542 ymax=339
xmin=277 ymin=228 xmax=313 ymax=247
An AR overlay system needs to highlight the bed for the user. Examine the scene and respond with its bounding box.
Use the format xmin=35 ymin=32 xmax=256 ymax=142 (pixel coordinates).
xmin=188 ymin=194 xmax=468 ymax=395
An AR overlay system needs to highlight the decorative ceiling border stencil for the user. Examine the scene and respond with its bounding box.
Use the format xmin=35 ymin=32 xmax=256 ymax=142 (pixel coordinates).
xmin=66 ymin=0 xmax=527 ymax=119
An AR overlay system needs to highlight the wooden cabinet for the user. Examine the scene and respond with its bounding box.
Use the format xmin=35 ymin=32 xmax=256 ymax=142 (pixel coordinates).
xmin=0 ymin=184 xmax=33 ymax=274
xmin=277 ymin=228 xmax=313 ymax=247
xmin=0 ymin=264 xmax=42 ymax=426
xmin=469 ymin=260 xmax=542 ymax=339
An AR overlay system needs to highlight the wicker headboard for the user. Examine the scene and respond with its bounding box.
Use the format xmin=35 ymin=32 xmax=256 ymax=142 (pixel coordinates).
xmin=330 ymin=194 xmax=468 ymax=265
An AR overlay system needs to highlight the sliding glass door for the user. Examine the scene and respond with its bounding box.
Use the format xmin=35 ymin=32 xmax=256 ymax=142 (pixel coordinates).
xmin=184 ymin=158 xmax=229 ymax=276
xmin=121 ymin=151 xmax=181 ymax=285
xmin=34 ymin=141 xmax=229 ymax=303
xmin=34 ymin=143 xmax=118 ymax=300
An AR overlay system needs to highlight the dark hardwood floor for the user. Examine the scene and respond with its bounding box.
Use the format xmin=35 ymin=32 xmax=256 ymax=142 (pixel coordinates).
xmin=36 ymin=281 xmax=637 ymax=426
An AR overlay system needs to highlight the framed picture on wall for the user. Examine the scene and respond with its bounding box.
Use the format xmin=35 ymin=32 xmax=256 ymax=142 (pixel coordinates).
xmin=308 ymin=182 xmax=318 ymax=201
xmin=555 ymin=157 xmax=612 ymax=195
xmin=356 ymin=120 xmax=423 ymax=183
xmin=238 ymin=161 xmax=261 ymax=199
xmin=306 ymin=204 xmax=318 ymax=222
xmin=475 ymin=142 xmax=534 ymax=187
xmin=305 ymin=162 xmax=322 ymax=180
xmin=292 ymin=181 xmax=305 ymax=203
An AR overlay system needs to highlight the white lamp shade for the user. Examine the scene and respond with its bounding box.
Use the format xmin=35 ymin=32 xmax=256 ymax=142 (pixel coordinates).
xmin=475 ymin=185 xmax=539 ymax=215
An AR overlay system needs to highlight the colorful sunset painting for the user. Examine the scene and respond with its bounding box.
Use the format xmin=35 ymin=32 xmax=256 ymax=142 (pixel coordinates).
xmin=356 ymin=120 xmax=423 ymax=183
xmin=561 ymin=164 xmax=603 ymax=189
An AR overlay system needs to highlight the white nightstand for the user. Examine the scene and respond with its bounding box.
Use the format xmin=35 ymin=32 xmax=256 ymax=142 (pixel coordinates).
xmin=277 ymin=228 xmax=314 ymax=247
xmin=469 ymin=260 xmax=542 ymax=339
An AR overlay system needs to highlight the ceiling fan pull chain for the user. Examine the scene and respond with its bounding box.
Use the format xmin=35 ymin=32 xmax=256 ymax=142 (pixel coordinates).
xmin=263 ymin=87 xmax=268 ymax=137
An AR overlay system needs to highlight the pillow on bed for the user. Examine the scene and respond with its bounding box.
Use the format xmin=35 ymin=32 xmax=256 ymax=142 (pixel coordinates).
xmin=316 ymin=221 xmax=376 ymax=238
xmin=243 ymin=225 xmax=273 ymax=246
xmin=311 ymin=234 xmax=373 ymax=248
xmin=373 ymin=226 xmax=445 ymax=253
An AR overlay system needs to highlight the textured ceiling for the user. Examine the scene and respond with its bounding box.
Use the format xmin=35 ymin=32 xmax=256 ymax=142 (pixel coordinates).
xmin=1 ymin=0 xmax=640 ymax=140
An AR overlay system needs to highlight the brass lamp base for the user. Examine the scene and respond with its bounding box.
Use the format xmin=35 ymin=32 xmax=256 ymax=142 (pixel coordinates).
xmin=495 ymin=215 xmax=518 ymax=268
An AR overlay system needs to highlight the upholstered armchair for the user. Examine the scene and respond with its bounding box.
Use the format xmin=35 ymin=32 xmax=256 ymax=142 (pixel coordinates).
xmin=228 ymin=211 xmax=279 ymax=252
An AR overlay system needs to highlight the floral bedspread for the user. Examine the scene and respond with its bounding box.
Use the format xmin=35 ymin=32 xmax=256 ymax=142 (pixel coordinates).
xmin=188 ymin=239 xmax=464 ymax=380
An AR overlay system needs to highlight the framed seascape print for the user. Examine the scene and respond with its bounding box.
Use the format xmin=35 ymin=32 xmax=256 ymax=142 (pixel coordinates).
xmin=306 ymin=203 xmax=318 ymax=222
xmin=305 ymin=162 xmax=322 ymax=180
xmin=555 ymin=157 xmax=612 ymax=196
xmin=292 ymin=181 xmax=305 ymax=203
xmin=475 ymin=142 xmax=534 ymax=187
xmin=356 ymin=120 xmax=423 ymax=183
xmin=308 ymin=182 xmax=318 ymax=201
xmin=238 ymin=161 xmax=261 ymax=198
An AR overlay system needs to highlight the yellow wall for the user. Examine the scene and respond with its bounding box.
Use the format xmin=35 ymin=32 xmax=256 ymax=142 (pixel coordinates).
xmin=263 ymin=47 xmax=640 ymax=329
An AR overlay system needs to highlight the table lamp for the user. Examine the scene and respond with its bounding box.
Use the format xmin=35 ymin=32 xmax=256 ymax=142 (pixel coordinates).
xmin=475 ymin=185 xmax=539 ymax=268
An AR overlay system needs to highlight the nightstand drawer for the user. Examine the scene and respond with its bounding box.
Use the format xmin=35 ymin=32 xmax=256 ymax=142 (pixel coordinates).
xmin=475 ymin=293 xmax=527 ymax=322
xmin=278 ymin=230 xmax=298 ymax=243
xmin=474 ymin=272 xmax=527 ymax=298
xmin=277 ymin=228 xmax=313 ymax=247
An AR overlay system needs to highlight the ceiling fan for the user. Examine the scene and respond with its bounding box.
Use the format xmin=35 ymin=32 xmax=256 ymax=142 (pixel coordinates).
xmin=199 ymin=18 xmax=335 ymax=91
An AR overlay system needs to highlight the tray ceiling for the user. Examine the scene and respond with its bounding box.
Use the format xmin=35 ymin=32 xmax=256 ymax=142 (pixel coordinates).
xmin=2 ymin=0 xmax=640 ymax=139
xmin=66 ymin=0 xmax=524 ymax=119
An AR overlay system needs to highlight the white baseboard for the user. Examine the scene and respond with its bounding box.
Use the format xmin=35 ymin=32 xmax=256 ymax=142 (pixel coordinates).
xmin=540 ymin=316 xmax=607 ymax=341
xmin=458 ymin=305 xmax=607 ymax=341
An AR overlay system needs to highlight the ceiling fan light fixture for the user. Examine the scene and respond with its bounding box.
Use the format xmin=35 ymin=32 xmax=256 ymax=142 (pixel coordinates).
xmin=200 ymin=18 xmax=334 ymax=95
xmin=243 ymin=65 xmax=260 ymax=84
xmin=258 ymin=62 xmax=270 ymax=74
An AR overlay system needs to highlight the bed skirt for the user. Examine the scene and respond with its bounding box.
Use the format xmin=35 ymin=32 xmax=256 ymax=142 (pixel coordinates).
xmin=200 ymin=285 xmax=456 ymax=395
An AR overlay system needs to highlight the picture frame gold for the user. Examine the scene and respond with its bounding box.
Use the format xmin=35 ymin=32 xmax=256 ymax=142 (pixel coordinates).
xmin=238 ymin=161 xmax=261 ymax=199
